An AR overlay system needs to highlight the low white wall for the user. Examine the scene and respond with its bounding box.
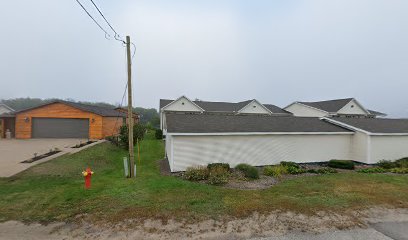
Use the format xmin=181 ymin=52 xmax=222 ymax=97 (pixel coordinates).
xmin=370 ymin=136 xmax=408 ymax=163
xmin=169 ymin=134 xmax=352 ymax=172
xmin=350 ymin=131 xmax=369 ymax=163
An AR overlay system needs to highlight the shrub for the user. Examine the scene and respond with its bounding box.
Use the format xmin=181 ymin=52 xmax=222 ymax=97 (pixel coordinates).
xmin=208 ymin=166 xmax=230 ymax=185
xmin=396 ymin=158 xmax=408 ymax=168
xmin=390 ymin=168 xmax=408 ymax=174
xmin=377 ymin=160 xmax=397 ymax=169
xmin=307 ymin=168 xmax=338 ymax=174
xmin=184 ymin=166 xmax=209 ymax=181
xmin=328 ymin=160 xmax=355 ymax=170
xmin=263 ymin=165 xmax=287 ymax=179
xmin=286 ymin=165 xmax=306 ymax=174
xmin=105 ymin=136 xmax=120 ymax=146
xmin=207 ymin=163 xmax=230 ymax=172
xmin=357 ymin=167 xmax=387 ymax=173
xmin=235 ymin=164 xmax=259 ymax=179
xmin=280 ymin=161 xmax=300 ymax=169
xmin=119 ymin=124 xmax=146 ymax=149
xmin=155 ymin=129 xmax=163 ymax=139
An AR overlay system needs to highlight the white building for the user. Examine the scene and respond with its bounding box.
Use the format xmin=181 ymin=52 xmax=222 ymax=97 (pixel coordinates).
xmin=160 ymin=96 xmax=408 ymax=172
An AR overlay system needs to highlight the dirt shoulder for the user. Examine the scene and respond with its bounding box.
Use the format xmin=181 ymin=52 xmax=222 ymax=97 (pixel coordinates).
xmin=1 ymin=207 xmax=408 ymax=240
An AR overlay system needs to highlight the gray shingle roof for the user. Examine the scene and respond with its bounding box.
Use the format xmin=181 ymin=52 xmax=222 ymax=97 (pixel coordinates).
xmin=327 ymin=118 xmax=408 ymax=133
xmin=160 ymin=99 xmax=290 ymax=114
xmin=298 ymin=98 xmax=354 ymax=112
xmin=165 ymin=113 xmax=351 ymax=133
xmin=367 ymin=109 xmax=387 ymax=116
xmin=16 ymin=100 xmax=127 ymax=117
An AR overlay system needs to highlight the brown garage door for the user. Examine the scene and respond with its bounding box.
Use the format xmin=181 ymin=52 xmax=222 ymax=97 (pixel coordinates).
xmin=32 ymin=118 xmax=89 ymax=138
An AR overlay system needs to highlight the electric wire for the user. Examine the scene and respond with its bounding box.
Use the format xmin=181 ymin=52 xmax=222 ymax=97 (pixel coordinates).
xmin=74 ymin=0 xmax=111 ymax=38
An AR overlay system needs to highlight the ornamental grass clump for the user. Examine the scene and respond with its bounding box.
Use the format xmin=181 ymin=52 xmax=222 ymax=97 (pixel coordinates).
xmin=208 ymin=165 xmax=230 ymax=185
xmin=263 ymin=165 xmax=287 ymax=179
xmin=184 ymin=166 xmax=209 ymax=181
xmin=235 ymin=164 xmax=259 ymax=179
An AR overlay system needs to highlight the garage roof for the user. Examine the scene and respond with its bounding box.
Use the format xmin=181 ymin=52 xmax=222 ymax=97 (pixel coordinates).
xmin=326 ymin=117 xmax=408 ymax=134
xmin=165 ymin=113 xmax=352 ymax=134
xmin=16 ymin=100 xmax=127 ymax=117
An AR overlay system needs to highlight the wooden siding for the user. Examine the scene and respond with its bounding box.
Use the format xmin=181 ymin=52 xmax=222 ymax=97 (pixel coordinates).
xmin=102 ymin=117 xmax=124 ymax=138
xmin=15 ymin=103 xmax=103 ymax=139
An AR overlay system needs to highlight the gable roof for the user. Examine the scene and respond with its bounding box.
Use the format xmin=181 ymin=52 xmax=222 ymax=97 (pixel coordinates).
xmin=16 ymin=100 xmax=127 ymax=117
xmin=160 ymin=99 xmax=290 ymax=114
xmin=298 ymin=98 xmax=354 ymax=113
xmin=324 ymin=117 xmax=408 ymax=134
xmin=165 ymin=113 xmax=351 ymax=134
xmin=0 ymin=104 xmax=15 ymax=112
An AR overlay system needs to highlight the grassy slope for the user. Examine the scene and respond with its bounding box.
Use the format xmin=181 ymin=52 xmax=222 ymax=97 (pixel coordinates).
xmin=1 ymin=132 xmax=408 ymax=223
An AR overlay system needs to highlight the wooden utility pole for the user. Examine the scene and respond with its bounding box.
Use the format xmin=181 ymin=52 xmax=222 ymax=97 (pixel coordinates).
xmin=126 ymin=35 xmax=135 ymax=178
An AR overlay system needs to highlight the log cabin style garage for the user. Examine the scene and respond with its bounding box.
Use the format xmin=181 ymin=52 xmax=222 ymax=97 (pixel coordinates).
xmin=13 ymin=100 xmax=137 ymax=139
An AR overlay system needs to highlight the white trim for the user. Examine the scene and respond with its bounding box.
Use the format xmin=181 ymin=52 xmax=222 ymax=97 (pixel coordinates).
xmin=167 ymin=132 xmax=354 ymax=136
xmin=0 ymin=104 xmax=15 ymax=112
xmin=321 ymin=117 xmax=371 ymax=134
xmin=337 ymin=98 xmax=371 ymax=115
xmin=160 ymin=95 xmax=205 ymax=112
xmin=369 ymin=133 xmax=408 ymax=136
xmin=284 ymin=102 xmax=330 ymax=115
xmin=170 ymin=135 xmax=174 ymax=172
xmin=237 ymin=99 xmax=273 ymax=115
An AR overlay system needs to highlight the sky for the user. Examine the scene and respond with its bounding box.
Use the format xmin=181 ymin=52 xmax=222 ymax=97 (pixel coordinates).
xmin=0 ymin=0 xmax=407 ymax=117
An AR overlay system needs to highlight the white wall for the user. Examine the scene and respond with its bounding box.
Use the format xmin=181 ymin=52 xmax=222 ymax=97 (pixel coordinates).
xmin=350 ymin=131 xmax=369 ymax=163
xmin=169 ymin=134 xmax=352 ymax=172
xmin=0 ymin=106 xmax=12 ymax=115
xmin=370 ymin=136 xmax=408 ymax=163
xmin=284 ymin=103 xmax=328 ymax=117
xmin=239 ymin=101 xmax=271 ymax=114
xmin=337 ymin=99 xmax=368 ymax=115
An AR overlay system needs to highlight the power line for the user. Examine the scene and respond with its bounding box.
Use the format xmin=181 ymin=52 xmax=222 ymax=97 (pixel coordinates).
xmin=74 ymin=0 xmax=111 ymax=38
xmin=88 ymin=0 xmax=126 ymax=44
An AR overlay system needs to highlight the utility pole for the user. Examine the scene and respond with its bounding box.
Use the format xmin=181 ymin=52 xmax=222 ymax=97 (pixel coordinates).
xmin=126 ymin=35 xmax=135 ymax=178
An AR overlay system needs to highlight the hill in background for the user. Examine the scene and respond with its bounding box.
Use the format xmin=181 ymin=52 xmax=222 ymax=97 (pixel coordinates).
xmin=1 ymin=98 xmax=159 ymax=128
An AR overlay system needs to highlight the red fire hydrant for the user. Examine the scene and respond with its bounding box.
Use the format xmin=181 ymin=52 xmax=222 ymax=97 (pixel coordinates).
xmin=82 ymin=167 xmax=94 ymax=189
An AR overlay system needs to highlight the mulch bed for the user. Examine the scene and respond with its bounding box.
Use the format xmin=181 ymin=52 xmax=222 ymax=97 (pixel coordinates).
xmin=21 ymin=150 xmax=61 ymax=163
xmin=72 ymin=141 xmax=96 ymax=148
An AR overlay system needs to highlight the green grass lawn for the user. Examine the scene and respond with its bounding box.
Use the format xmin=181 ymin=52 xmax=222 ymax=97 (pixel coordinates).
xmin=1 ymin=132 xmax=408 ymax=224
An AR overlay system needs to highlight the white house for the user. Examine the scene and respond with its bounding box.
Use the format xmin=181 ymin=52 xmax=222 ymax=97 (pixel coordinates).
xmin=0 ymin=104 xmax=14 ymax=115
xmin=284 ymin=98 xmax=386 ymax=118
xmin=160 ymin=96 xmax=408 ymax=172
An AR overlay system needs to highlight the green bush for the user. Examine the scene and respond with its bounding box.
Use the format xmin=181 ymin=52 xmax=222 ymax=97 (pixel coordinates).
xmin=396 ymin=158 xmax=408 ymax=168
xmin=357 ymin=167 xmax=388 ymax=173
xmin=286 ymin=165 xmax=306 ymax=174
xmin=263 ymin=165 xmax=287 ymax=179
xmin=377 ymin=160 xmax=397 ymax=169
xmin=184 ymin=166 xmax=209 ymax=181
xmin=119 ymin=124 xmax=146 ymax=150
xmin=390 ymin=168 xmax=408 ymax=174
xmin=208 ymin=166 xmax=230 ymax=185
xmin=307 ymin=168 xmax=338 ymax=174
xmin=235 ymin=164 xmax=259 ymax=179
xmin=155 ymin=129 xmax=163 ymax=139
xmin=280 ymin=161 xmax=300 ymax=169
xmin=207 ymin=163 xmax=230 ymax=172
xmin=328 ymin=160 xmax=355 ymax=170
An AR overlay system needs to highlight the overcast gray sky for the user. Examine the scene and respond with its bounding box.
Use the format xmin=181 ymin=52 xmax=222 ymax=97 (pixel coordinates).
xmin=0 ymin=0 xmax=407 ymax=117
